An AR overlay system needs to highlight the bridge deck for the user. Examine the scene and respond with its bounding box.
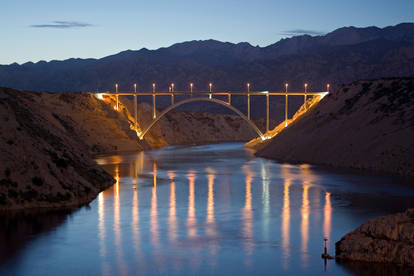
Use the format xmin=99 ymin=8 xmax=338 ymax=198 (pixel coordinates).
xmin=99 ymin=91 xmax=328 ymax=96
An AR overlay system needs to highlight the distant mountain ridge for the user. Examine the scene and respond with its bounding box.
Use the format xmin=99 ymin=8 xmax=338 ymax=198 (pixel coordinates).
xmin=1 ymin=23 xmax=414 ymax=118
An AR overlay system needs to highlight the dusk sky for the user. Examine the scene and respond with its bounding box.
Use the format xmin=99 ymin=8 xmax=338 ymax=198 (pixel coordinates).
xmin=1 ymin=0 xmax=413 ymax=65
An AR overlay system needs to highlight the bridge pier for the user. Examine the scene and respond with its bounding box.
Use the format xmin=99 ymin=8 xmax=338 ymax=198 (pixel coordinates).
xmin=228 ymin=93 xmax=231 ymax=104
xmin=134 ymin=84 xmax=138 ymax=131
xmin=115 ymin=83 xmax=119 ymax=111
xmin=266 ymin=93 xmax=269 ymax=132
xmin=304 ymin=83 xmax=308 ymax=111
xmin=247 ymin=83 xmax=251 ymax=120
xmin=285 ymin=83 xmax=288 ymax=127
xmin=285 ymin=95 xmax=288 ymax=127
xmin=152 ymin=83 xmax=156 ymax=119
xmin=153 ymin=94 xmax=156 ymax=119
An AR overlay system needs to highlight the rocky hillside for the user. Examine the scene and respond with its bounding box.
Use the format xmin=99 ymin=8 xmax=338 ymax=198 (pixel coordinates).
xmin=0 ymin=88 xmax=115 ymax=210
xmin=255 ymin=78 xmax=414 ymax=176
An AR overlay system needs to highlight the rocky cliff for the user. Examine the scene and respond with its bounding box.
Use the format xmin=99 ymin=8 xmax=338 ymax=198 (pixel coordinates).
xmin=255 ymin=78 xmax=414 ymax=176
xmin=336 ymin=209 xmax=414 ymax=267
xmin=0 ymin=88 xmax=116 ymax=210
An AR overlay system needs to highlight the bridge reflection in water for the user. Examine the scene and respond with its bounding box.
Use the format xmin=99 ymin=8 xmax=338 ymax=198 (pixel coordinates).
xmin=95 ymin=147 xmax=333 ymax=275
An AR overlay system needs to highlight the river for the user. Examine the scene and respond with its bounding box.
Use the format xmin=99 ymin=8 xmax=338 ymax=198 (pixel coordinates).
xmin=1 ymin=143 xmax=413 ymax=275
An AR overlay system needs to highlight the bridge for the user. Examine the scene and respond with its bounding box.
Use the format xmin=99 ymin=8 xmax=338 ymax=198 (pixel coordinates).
xmin=96 ymin=83 xmax=329 ymax=141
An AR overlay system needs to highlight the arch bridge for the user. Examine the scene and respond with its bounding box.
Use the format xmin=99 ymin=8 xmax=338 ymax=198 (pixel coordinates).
xmin=97 ymin=85 xmax=329 ymax=141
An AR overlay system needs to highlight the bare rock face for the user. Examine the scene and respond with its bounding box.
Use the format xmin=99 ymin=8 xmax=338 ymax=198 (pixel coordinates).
xmin=256 ymin=78 xmax=414 ymax=176
xmin=336 ymin=209 xmax=414 ymax=267
xmin=0 ymin=88 xmax=116 ymax=210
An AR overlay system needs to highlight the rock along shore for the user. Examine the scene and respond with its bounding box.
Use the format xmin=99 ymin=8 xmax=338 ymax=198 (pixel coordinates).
xmin=336 ymin=209 xmax=414 ymax=267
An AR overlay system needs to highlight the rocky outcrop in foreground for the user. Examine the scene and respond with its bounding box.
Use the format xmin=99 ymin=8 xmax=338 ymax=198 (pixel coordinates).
xmin=255 ymin=78 xmax=414 ymax=176
xmin=336 ymin=209 xmax=414 ymax=267
xmin=0 ymin=88 xmax=115 ymax=210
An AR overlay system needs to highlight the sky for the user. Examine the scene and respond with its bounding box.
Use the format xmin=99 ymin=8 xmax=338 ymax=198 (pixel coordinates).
xmin=1 ymin=0 xmax=413 ymax=65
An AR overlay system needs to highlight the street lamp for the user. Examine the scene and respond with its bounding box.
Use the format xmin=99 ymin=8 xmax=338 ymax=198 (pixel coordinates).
xmin=190 ymin=83 xmax=193 ymax=96
xmin=134 ymin=83 xmax=137 ymax=93
xmin=285 ymin=83 xmax=288 ymax=127
xmin=115 ymin=83 xmax=119 ymax=111
xmin=327 ymin=84 xmax=330 ymax=92
xmin=171 ymin=83 xmax=175 ymax=104
xmin=152 ymin=83 xmax=156 ymax=119
xmin=209 ymin=83 xmax=212 ymax=99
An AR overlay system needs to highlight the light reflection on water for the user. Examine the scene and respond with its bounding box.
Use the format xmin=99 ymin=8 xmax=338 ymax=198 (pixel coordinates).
xmin=1 ymin=143 xmax=414 ymax=276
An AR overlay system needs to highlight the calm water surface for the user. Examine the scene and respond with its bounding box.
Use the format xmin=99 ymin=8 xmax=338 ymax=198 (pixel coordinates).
xmin=1 ymin=143 xmax=414 ymax=276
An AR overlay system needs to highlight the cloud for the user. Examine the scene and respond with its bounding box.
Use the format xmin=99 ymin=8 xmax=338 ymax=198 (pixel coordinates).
xmin=280 ymin=29 xmax=325 ymax=37
xmin=30 ymin=21 xmax=93 ymax=29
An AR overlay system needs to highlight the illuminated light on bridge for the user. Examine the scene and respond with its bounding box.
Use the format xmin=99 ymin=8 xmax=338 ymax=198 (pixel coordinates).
xmin=100 ymin=82 xmax=329 ymax=141
xmin=319 ymin=91 xmax=329 ymax=100
xmin=94 ymin=93 xmax=104 ymax=100
xmin=261 ymin=135 xmax=271 ymax=141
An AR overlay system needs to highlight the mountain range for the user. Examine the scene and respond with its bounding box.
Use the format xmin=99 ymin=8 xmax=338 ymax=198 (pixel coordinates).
xmin=1 ymin=23 xmax=414 ymax=119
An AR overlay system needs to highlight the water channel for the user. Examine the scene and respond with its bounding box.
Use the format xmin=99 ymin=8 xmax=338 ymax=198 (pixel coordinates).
xmin=1 ymin=143 xmax=413 ymax=275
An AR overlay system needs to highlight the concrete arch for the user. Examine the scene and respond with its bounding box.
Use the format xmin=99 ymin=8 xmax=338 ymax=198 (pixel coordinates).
xmin=138 ymin=97 xmax=264 ymax=140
